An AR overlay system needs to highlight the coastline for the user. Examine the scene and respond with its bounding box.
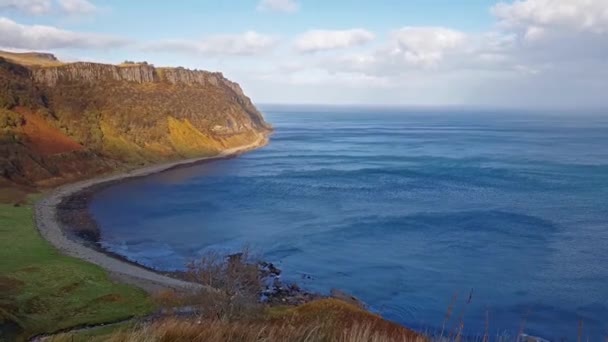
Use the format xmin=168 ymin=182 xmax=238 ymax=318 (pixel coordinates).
xmin=34 ymin=134 xmax=270 ymax=293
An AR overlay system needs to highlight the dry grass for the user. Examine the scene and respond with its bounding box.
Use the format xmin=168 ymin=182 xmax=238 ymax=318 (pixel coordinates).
xmin=0 ymin=51 xmax=64 ymax=67
xmin=51 ymin=317 xmax=427 ymax=342
xmin=278 ymin=299 xmax=423 ymax=341
xmin=167 ymin=116 xmax=221 ymax=157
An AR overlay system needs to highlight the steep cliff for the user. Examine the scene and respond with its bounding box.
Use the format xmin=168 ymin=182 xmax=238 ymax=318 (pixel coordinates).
xmin=0 ymin=51 xmax=271 ymax=188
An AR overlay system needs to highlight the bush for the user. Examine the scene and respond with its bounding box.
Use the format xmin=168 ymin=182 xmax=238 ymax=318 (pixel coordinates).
xmin=156 ymin=249 xmax=265 ymax=322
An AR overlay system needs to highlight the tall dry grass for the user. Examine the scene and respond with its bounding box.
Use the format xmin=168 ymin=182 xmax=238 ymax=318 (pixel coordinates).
xmin=96 ymin=318 xmax=427 ymax=342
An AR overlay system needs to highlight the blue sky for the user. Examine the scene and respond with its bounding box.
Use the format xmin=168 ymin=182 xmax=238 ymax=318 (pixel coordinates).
xmin=1 ymin=0 xmax=607 ymax=107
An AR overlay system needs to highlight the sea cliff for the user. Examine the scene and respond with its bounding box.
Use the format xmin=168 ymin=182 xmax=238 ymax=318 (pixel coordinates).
xmin=0 ymin=51 xmax=271 ymax=188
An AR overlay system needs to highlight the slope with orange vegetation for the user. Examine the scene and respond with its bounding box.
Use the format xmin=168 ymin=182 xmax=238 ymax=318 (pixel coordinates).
xmin=17 ymin=108 xmax=83 ymax=155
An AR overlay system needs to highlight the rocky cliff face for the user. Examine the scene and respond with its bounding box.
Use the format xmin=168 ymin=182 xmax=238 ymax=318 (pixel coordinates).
xmin=31 ymin=63 xmax=225 ymax=86
xmin=0 ymin=52 xmax=271 ymax=188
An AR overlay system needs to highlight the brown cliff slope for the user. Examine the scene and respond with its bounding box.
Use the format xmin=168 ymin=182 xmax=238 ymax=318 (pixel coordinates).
xmin=0 ymin=51 xmax=271 ymax=189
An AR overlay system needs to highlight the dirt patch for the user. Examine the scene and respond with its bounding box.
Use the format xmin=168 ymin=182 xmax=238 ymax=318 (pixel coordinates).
xmin=0 ymin=276 xmax=24 ymax=293
xmin=18 ymin=266 xmax=40 ymax=274
xmin=59 ymin=281 xmax=83 ymax=294
xmin=92 ymin=294 xmax=125 ymax=304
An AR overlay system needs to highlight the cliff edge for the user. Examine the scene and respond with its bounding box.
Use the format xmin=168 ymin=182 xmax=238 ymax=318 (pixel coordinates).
xmin=0 ymin=51 xmax=271 ymax=188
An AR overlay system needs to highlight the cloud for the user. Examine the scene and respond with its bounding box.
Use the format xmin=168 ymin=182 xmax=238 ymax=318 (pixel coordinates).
xmin=260 ymin=1 xmax=604 ymax=106
xmin=294 ymin=29 xmax=375 ymax=53
xmin=388 ymin=27 xmax=467 ymax=66
xmin=57 ymin=0 xmax=96 ymax=14
xmin=487 ymin=1 xmax=608 ymax=67
xmin=257 ymin=0 xmax=299 ymax=13
xmin=0 ymin=0 xmax=52 ymax=15
xmin=257 ymin=67 xmax=391 ymax=89
xmin=0 ymin=17 xmax=128 ymax=49
xmin=144 ymin=31 xmax=277 ymax=56
xmin=492 ymin=0 xmax=608 ymax=34
xmin=0 ymin=0 xmax=97 ymax=15
xmin=318 ymin=26 xmax=468 ymax=77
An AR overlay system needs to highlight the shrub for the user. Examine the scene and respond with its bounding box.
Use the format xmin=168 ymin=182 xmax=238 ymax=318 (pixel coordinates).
xmin=156 ymin=249 xmax=265 ymax=322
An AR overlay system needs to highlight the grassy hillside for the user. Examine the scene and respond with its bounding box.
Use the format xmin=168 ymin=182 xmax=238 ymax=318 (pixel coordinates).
xmin=0 ymin=197 xmax=153 ymax=341
xmin=0 ymin=52 xmax=270 ymax=189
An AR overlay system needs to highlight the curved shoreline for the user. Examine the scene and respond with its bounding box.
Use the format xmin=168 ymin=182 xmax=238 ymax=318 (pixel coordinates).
xmin=34 ymin=135 xmax=270 ymax=293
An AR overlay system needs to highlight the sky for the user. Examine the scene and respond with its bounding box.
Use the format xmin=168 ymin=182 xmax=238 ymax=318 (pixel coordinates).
xmin=0 ymin=0 xmax=607 ymax=107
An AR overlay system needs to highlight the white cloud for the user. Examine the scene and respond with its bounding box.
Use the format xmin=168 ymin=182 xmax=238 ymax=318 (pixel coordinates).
xmin=0 ymin=0 xmax=51 ymax=15
xmin=0 ymin=17 xmax=128 ymax=49
xmin=258 ymin=1 xmax=604 ymax=106
xmin=145 ymin=31 xmax=277 ymax=56
xmin=317 ymin=27 xmax=468 ymax=78
xmin=294 ymin=29 xmax=375 ymax=53
xmin=257 ymin=67 xmax=391 ymax=88
xmin=257 ymin=0 xmax=299 ymax=13
xmin=389 ymin=27 xmax=467 ymax=66
xmin=57 ymin=0 xmax=96 ymax=14
xmin=492 ymin=0 xmax=608 ymax=34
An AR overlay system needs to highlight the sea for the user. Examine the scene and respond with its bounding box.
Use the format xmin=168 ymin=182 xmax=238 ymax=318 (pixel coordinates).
xmin=90 ymin=106 xmax=608 ymax=340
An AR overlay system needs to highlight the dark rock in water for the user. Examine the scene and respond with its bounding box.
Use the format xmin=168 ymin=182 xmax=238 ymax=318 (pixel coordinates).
xmin=330 ymin=289 xmax=365 ymax=308
xmin=259 ymin=261 xmax=281 ymax=277
xmin=259 ymin=262 xmax=322 ymax=306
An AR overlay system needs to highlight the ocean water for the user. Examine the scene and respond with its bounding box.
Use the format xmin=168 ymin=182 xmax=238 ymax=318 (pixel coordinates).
xmin=91 ymin=107 xmax=608 ymax=339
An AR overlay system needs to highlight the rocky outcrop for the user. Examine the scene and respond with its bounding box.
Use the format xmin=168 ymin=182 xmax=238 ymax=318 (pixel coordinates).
xmin=158 ymin=67 xmax=217 ymax=86
xmin=32 ymin=63 xmax=157 ymax=86
xmin=32 ymin=62 xmax=245 ymax=89
xmin=0 ymin=52 xmax=271 ymax=188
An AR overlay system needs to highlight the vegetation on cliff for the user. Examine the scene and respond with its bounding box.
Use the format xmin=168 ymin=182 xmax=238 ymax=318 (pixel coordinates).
xmin=0 ymin=50 xmax=271 ymax=189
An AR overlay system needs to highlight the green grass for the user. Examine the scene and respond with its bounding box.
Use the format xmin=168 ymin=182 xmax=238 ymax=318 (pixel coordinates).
xmin=0 ymin=197 xmax=153 ymax=341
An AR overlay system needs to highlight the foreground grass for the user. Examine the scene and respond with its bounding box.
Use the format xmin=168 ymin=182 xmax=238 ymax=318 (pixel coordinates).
xmin=51 ymin=299 xmax=427 ymax=342
xmin=0 ymin=197 xmax=153 ymax=341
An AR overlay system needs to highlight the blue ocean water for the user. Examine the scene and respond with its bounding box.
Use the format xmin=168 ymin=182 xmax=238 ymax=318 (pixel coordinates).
xmin=91 ymin=107 xmax=608 ymax=340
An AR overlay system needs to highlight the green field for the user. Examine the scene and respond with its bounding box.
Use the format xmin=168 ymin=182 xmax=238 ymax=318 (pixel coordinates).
xmin=0 ymin=196 xmax=153 ymax=341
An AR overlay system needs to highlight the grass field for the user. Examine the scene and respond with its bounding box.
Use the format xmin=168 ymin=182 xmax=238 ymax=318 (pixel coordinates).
xmin=0 ymin=196 xmax=153 ymax=341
